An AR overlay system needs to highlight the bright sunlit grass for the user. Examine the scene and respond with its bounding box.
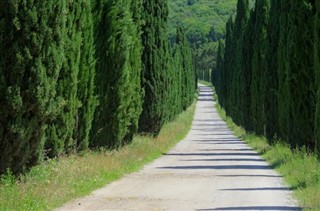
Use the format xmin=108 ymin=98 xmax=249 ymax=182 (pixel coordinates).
xmin=0 ymin=102 xmax=196 ymax=210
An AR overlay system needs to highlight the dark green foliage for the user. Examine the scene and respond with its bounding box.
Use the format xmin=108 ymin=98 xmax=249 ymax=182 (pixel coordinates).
xmin=45 ymin=1 xmax=97 ymax=157
xmin=285 ymin=0 xmax=315 ymax=148
xmin=231 ymin=0 xmax=250 ymax=125
xmin=315 ymin=0 xmax=320 ymax=152
xmin=0 ymin=0 xmax=196 ymax=175
xmin=187 ymin=0 xmax=198 ymax=6
xmin=276 ymin=0 xmax=291 ymax=140
xmin=0 ymin=1 xmax=66 ymax=174
xmin=91 ymin=0 xmax=143 ymax=148
xmin=139 ymin=0 xmax=170 ymax=134
xmin=74 ymin=1 xmax=97 ymax=151
xmin=264 ymin=0 xmax=281 ymax=140
xmin=241 ymin=9 xmax=256 ymax=132
xmin=45 ymin=1 xmax=81 ymax=157
xmin=215 ymin=0 xmax=319 ymax=153
xmin=213 ymin=40 xmax=225 ymax=104
xmin=223 ymin=17 xmax=234 ymax=114
xmin=176 ymin=26 xmax=195 ymax=110
xmin=250 ymin=0 xmax=270 ymax=135
xmin=139 ymin=1 xmax=196 ymax=135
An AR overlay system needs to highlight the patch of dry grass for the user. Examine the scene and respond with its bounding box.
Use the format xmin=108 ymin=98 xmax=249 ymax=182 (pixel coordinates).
xmin=0 ymin=102 xmax=196 ymax=210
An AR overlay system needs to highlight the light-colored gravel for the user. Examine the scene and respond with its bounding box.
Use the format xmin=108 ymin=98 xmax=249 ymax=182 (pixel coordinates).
xmin=56 ymin=84 xmax=300 ymax=211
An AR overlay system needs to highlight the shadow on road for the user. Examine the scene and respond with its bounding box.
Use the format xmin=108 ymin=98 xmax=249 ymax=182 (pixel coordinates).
xmin=158 ymin=165 xmax=272 ymax=170
xmin=181 ymin=158 xmax=265 ymax=162
xmin=220 ymin=187 xmax=292 ymax=191
xmin=197 ymin=206 xmax=301 ymax=210
xmin=162 ymin=152 xmax=259 ymax=156
xmin=216 ymin=174 xmax=282 ymax=178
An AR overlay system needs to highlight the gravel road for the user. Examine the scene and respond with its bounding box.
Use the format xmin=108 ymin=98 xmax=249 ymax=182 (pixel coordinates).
xmin=56 ymin=84 xmax=300 ymax=211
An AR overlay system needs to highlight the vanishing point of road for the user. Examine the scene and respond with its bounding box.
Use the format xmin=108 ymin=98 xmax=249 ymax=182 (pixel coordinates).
xmin=57 ymin=84 xmax=300 ymax=211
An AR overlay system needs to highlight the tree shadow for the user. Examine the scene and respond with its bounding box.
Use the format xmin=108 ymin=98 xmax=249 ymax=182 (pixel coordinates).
xmin=197 ymin=206 xmax=301 ymax=210
xmin=197 ymin=148 xmax=253 ymax=152
xmin=220 ymin=187 xmax=292 ymax=191
xmin=198 ymin=99 xmax=214 ymax=102
xmin=216 ymin=174 xmax=282 ymax=178
xmin=192 ymin=123 xmax=228 ymax=127
xmin=193 ymin=119 xmax=222 ymax=122
xmin=181 ymin=158 xmax=265 ymax=162
xmin=192 ymin=139 xmax=241 ymax=142
xmin=193 ymin=133 xmax=235 ymax=136
xmin=158 ymin=165 xmax=272 ymax=170
xmin=162 ymin=152 xmax=259 ymax=156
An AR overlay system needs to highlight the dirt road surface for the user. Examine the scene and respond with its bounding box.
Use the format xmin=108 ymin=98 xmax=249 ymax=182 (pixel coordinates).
xmin=56 ymin=84 xmax=300 ymax=211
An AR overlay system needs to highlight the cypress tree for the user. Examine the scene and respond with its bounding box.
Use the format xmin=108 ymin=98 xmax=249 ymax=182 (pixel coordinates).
xmin=172 ymin=43 xmax=183 ymax=118
xmin=125 ymin=0 xmax=144 ymax=143
xmin=286 ymin=0 xmax=315 ymax=148
xmin=45 ymin=1 xmax=97 ymax=156
xmin=315 ymin=0 xmax=320 ymax=153
xmin=223 ymin=17 xmax=234 ymax=114
xmin=214 ymin=40 xmax=225 ymax=104
xmin=263 ymin=0 xmax=281 ymax=140
xmin=139 ymin=0 xmax=171 ymax=134
xmin=232 ymin=0 xmax=249 ymax=125
xmin=91 ymin=0 xmax=143 ymax=148
xmin=74 ymin=1 xmax=97 ymax=151
xmin=176 ymin=26 xmax=195 ymax=110
xmin=277 ymin=0 xmax=291 ymax=140
xmin=0 ymin=1 xmax=66 ymax=174
xmin=250 ymin=0 xmax=270 ymax=135
xmin=241 ymin=9 xmax=256 ymax=132
xmin=45 ymin=1 xmax=82 ymax=156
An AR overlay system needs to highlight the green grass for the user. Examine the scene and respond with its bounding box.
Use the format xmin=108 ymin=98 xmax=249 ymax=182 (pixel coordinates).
xmin=215 ymin=103 xmax=320 ymax=211
xmin=0 ymin=102 xmax=196 ymax=210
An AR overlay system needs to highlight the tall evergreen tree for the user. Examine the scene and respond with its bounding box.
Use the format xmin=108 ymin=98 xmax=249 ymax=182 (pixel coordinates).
xmin=45 ymin=1 xmax=97 ymax=156
xmin=0 ymin=1 xmax=66 ymax=174
xmin=91 ymin=0 xmax=143 ymax=148
xmin=45 ymin=1 xmax=82 ymax=157
xmin=250 ymin=0 xmax=270 ymax=135
xmin=264 ymin=0 xmax=281 ymax=140
xmin=277 ymin=0 xmax=291 ymax=140
xmin=241 ymin=9 xmax=256 ymax=132
xmin=286 ymin=0 xmax=315 ymax=148
xmin=176 ymin=27 xmax=195 ymax=110
xmin=214 ymin=39 xmax=225 ymax=105
xmin=74 ymin=1 xmax=97 ymax=151
xmin=222 ymin=17 xmax=234 ymax=113
xmin=139 ymin=0 xmax=171 ymax=134
xmin=315 ymin=0 xmax=320 ymax=152
xmin=232 ymin=0 xmax=249 ymax=125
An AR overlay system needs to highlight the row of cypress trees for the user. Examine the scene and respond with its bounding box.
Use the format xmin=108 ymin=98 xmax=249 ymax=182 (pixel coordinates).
xmin=213 ymin=0 xmax=320 ymax=153
xmin=0 ymin=0 xmax=196 ymax=175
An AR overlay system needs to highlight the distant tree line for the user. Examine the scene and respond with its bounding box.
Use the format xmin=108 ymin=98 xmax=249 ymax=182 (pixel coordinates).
xmin=213 ymin=0 xmax=320 ymax=153
xmin=168 ymin=0 xmax=237 ymax=83
xmin=0 ymin=0 xmax=196 ymax=175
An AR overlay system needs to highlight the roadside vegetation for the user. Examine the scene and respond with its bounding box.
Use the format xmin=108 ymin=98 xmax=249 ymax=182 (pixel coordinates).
xmin=215 ymin=102 xmax=320 ymax=211
xmin=0 ymin=0 xmax=196 ymax=176
xmin=0 ymin=102 xmax=196 ymax=210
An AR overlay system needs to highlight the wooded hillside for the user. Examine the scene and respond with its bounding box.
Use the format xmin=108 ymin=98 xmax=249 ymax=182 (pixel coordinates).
xmin=168 ymin=0 xmax=237 ymax=82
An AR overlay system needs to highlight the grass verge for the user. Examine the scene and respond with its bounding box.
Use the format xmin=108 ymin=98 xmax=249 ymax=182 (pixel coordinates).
xmin=215 ymin=103 xmax=320 ymax=211
xmin=0 ymin=102 xmax=196 ymax=210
